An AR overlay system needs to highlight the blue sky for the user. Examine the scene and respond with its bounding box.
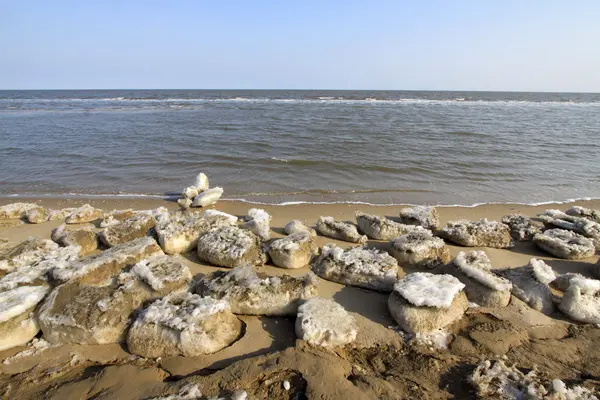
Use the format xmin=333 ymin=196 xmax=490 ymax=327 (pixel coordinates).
xmin=1 ymin=1 xmax=599 ymax=91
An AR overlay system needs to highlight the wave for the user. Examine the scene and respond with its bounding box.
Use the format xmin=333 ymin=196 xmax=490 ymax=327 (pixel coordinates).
xmin=1 ymin=192 xmax=596 ymax=208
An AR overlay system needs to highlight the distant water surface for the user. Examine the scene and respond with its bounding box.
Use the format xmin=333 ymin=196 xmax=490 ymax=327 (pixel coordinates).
xmin=1 ymin=90 xmax=599 ymax=205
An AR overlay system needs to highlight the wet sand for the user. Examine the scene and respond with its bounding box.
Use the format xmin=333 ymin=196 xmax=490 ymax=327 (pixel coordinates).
xmin=1 ymin=198 xmax=599 ymax=399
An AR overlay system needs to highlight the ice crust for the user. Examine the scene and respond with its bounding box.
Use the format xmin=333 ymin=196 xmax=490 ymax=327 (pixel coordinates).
xmin=295 ymin=298 xmax=357 ymax=347
xmin=453 ymin=251 xmax=512 ymax=291
xmin=398 ymin=206 xmax=439 ymax=230
xmin=394 ymin=273 xmax=465 ymax=308
xmin=0 ymin=285 xmax=48 ymax=323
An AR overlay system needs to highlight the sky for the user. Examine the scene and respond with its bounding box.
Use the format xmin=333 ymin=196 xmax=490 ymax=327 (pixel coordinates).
xmin=1 ymin=0 xmax=599 ymax=91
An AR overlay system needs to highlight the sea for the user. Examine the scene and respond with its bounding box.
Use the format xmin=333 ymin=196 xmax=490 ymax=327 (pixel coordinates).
xmin=1 ymin=90 xmax=599 ymax=206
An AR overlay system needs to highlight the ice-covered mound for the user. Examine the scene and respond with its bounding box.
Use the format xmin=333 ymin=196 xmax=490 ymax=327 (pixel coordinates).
xmin=558 ymin=275 xmax=600 ymax=324
xmin=196 ymin=265 xmax=319 ymax=315
xmin=197 ymin=225 xmax=266 ymax=268
xmin=0 ymin=285 xmax=50 ymax=351
xmin=155 ymin=210 xmax=235 ymax=254
xmin=65 ymin=204 xmax=104 ymax=224
xmin=284 ymin=220 xmax=317 ymax=237
xmin=398 ymin=206 xmax=439 ymax=230
xmin=539 ymin=209 xmax=600 ymax=245
xmin=0 ymin=237 xmax=59 ymax=273
xmin=355 ymin=211 xmax=421 ymax=240
xmin=100 ymin=209 xmax=136 ymax=228
xmin=437 ymin=219 xmax=514 ymax=248
xmin=240 ymin=208 xmax=272 ymax=240
xmin=0 ymin=202 xmax=38 ymax=219
xmin=268 ymin=231 xmax=317 ymax=269
xmin=501 ymin=214 xmax=542 ymax=241
xmin=51 ymin=224 xmax=98 ymax=256
xmin=311 ymin=244 xmax=399 ymax=292
xmin=566 ymin=205 xmax=600 ymax=223
xmin=192 ymin=187 xmax=223 ymax=208
xmin=449 ymin=251 xmax=512 ymax=308
xmin=470 ymin=359 xmax=598 ymax=400
xmin=51 ymin=236 xmax=164 ymax=284
xmin=295 ymin=298 xmax=357 ymax=347
xmin=497 ymin=258 xmax=556 ymax=314
xmin=388 ymin=272 xmax=467 ymax=334
xmin=387 ymin=229 xmax=451 ymax=269
xmin=23 ymin=206 xmax=50 ymax=224
xmin=316 ymin=216 xmax=367 ymax=243
xmin=127 ymin=292 xmax=241 ymax=358
xmin=0 ymin=246 xmax=80 ymax=292
xmin=98 ymin=213 xmax=156 ymax=247
xmin=39 ymin=254 xmax=191 ymax=345
xmin=533 ymin=229 xmax=596 ymax=259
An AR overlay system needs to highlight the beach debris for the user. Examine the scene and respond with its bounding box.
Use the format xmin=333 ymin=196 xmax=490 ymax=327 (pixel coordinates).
xmin=497 ymin=258 xmax=556 ymax=314
xmin=196 ymin=265 xmax=319 ymax=315
xmin=388 ymin=272 xmax=467 ymax=334
xmin=191 ymin=187 xmax=224 ymax=208
xmin=316 ymin=216 xmax=367 ymax=243
xmin=98 ymin=213 xmax=156 ymax=247
xmin=0 ymin=285 xmax=50 ymax=351
xmin=539 ymin=209 xmax=600 ymax=245
xmin=0 ymin=202 xmax=39 ymax=220
xmin=197 ymin=225 xmax=266 ymax=268
xmin=51 ymin=224 xmax=98 ymax=255
xmin=387 ymin=229 xmax=451 ymax=269
xmin=23 ymin=206 xmax=50 ymax=224
xmin=501 ymin=214 xmax=542 ymax=241
xmin=65 ymin=204 xmax=104 ymax=224
xmin=437 ymin=218 xmax=514 ymax=248
xmin=311 ymin=244 xmax=399 ymax=292
xmin=51 ymin=236 xmax=163 ymax=284
xmin=558 ymin=275 xmax=600 ymax=324
xmin=398 ymin=206 xmax=439 ymax=230
xmin=0 ymin=237 xmax=59 ymax=273
xmin=533 ymin=228 xmax=596 ymax=259
xmin=100 ymin=209 xmax=136 ymax=228
xmin=0 ymin=245 xmax=80 ymax=292
xmin=448 ymin=251 xmax=512 ymax=308
xmin=284 ymin=220 xmax=317 ymax=236
xmin=566 ymin=205 xmax=600 ymax=223
xmin=268 ymin=231 xmax=318 ymax=269
xmin=355 ymin=211 xmax=422 ymax=240
xmin=48 ymin=207 xmax=78 ymax=222
xmin=470 ymin=359 xmax=598 ymax=400
xmin=295 ymin=297 xmax=357 ymax=347
xmin=39 ymin=253 xmax=191 ymax=345
xmin=240 ymin=208 xmax=272 ymax=240
xmin=127 ymin=292 xmax=242 ymax=358
xmin=155 ymin=210 xmax=235 ymax=254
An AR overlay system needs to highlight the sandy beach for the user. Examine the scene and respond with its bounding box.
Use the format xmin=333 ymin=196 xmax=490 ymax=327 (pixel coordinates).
xmin=1 ymin=197 xmax=600 ymax=399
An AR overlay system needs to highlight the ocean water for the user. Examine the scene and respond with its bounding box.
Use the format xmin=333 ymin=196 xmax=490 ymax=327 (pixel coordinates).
xmin=1 ymin=90 xmax=599 ymax=206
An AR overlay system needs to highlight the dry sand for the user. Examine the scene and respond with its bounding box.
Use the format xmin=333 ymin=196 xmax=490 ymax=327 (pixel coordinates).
xmin=1 ymin=197 xmax=599 ymax=399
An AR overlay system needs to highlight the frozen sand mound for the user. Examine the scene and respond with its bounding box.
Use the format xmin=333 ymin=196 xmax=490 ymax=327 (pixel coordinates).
xmin=533 ymin=229 xmax=596 ymax=260
xmin=387 ymin=229 xmax=451 ymax=269
xmin=316 ymin=217 xmax=367 ymax=243
xmin=398 ymin=206 xmax=439 ymax=230
xmin=355 ymin=211 xmax=420 ymax=240
xmin=65 ymin=204 xmax=104 ymax=224
xmin=0 ymin=237 xmax=59 ymax=273
xmin=196 ymin=226 xmax=266 ymax=268
xmin=501 ymin=214 xmax=542 ymax=241
xmin=268 ymin=231 xmax=317 ymax=269
xmin=284 ymin=220 xmax=317 ymax=236
xmin=0 ymin=285 xmax=50 ymax=351
xmin=437 ymin=218 xmax=514 ymax=248
xmin=240 ymin=208 xmax=271 ymax=240
xmin=295 ymin=298 xmax=357 ymax=347
xmin=99 ymin=213 xmax=156 ymax=247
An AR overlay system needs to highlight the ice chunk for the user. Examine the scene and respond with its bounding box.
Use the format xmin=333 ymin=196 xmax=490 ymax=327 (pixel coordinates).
xmin=268 ymin=231 xmax=317 ymax=269
xmin=394 ymin=273 xmax=464 ymax=308
xmin=453 ymin=251 xmax=512 ymax=292
xmin=387 ymin=229 xmax=451 ymax=269
xmin=437 ymin=218 xmax=513 ymax=248
xmin=203 ymin=209 xmax=238 ymax=225
xmin=0 ymin=202 xmax=38 ymax=219
xmin=533 ymin=229 xmax=595 ymax=260
xmin=191 ymin=187 xmax=223 ymax=208
xmin=295 ymin=298 xmax=357 ymax=347
xmin=316 ymin=216 xmax=367 ymax=243
xmin=398 ymin=206 xmax=439 ymax=230
xmin=240 ymin=208 xmax=271 ymax=240
xmin=501 ymin=214 xmax=542 ymax=241
xmin=355 ymin=211 xmax=421 ymax=240
xmin=197 ymin=226 xmax=266 ymax=268
xmin=284 ymin=220 xmax=317 ymax=236
xmin=65 ymin=204 xmax=104 ymax=224
xmin=194 ymin=172 xmax=209 ymax=191
xmin=0 ymin=237 xmax=59 ymax=273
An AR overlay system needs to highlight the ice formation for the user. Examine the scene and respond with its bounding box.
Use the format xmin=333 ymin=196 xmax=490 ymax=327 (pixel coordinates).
xmin=0 ymin=237 xmax=59 ymax=273
xmin=0 ymin=202 xmax=39 ymax=219
xmin=194 ymin=172 xmax=209 ymax=191
xmin=65 ymin=204 xmax=104 ymax=224
xmin=539 ymin=209 xmax=600 ymax=245
xmin=24 ymin=206 xmax=50 ymax=224
xmin=197 ymin=265 xmax=319 ymax=315
xmin=316 ymin=216 xmax=367 ymax=243
xmin=437 ymin=219 xmax=514 ymax=248
xmin=99 ymin=209 xmax=136 ymax=228
xmin=387 ymin=229 xmax=451 ymax=269
xmin=394 ymin=273 xmax=465 ymax=308
xmin=284 ymin=220 xmax=317 ymax=236
xmin=558 ymin=275 xmax=600 ymax=324
xmin=182 ymin=186 xmax=199 ymax=200
xmin=566 ymin=205 xmax=600 ymax=223
xmin=533 ymin=229 xmax=596 ymax=260
xmin=203 ymin=209 xmax=238 ymax=225
xmin=127 ymin=292 xmax=242 ymax=357
xmin=295 ymin=298 xmax=358 ymax=347
xmin=131 ymin=254 xmax=192 ymax=292
xmin=497 ymin=259 xmax=556 ymax=314
xmin=98 ymin=213 xmax=156 ymax=247
xmin=51 ymin=225 xmax=98 ymax=255
xmin=197 ymin=225 xmax=266 ymax=268
xmin=268 ymin=231 xmax=317 ymax=269
xmin=501 ymin=214 xmax=542 ymax=241
xmin=191 ymin=187 xmax=223 ymax=208
xmin=355 ymin=211 xmax=422 ymax=240
xmin=0 ymin=285 xmax=50 ymax=351
xmin=398 ymin=206 xmax=440 ymax=230
xmin=239 ymin=208 xmax=271 ymax=240
xmin=311 ymin=244 xmax=399 ymax=292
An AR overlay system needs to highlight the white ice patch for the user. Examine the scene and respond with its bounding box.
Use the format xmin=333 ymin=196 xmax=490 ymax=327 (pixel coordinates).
xmin=394 ymin=273 xmax=465 ymax=308
xmin=130 ymin=254 xmax=191 ymax=292
xmin=454 ymin=251 xmax=512 ymax=291
xmin=192 ymin=187 xmax=223 ymax=208
xmin=0 ymin=285 xmax=48 ymax=323
xmin=202 ymin=210 xmax=238 ymax=224
xmin=529 ymin=258 xmax=557 ymax=285
xmin=296 ymin=297 xmax=357 ymax=347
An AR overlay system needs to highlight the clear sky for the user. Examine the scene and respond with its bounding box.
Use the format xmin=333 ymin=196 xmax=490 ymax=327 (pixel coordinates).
xmin=1 ymin=0 xmax=599 ymax=91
